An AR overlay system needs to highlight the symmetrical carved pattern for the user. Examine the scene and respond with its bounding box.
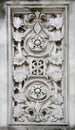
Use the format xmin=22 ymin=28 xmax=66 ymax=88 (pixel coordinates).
xmin=11 ymin=10 xmax=65 ymax=124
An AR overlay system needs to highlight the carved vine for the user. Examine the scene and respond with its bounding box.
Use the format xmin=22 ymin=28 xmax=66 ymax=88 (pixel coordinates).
xmin=12 ymin=11 xmax=64 ymax=124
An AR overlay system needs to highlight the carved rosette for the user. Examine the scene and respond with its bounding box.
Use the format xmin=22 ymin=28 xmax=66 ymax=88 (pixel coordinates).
xmin=11 ymin=10 xmax=65 ymax=124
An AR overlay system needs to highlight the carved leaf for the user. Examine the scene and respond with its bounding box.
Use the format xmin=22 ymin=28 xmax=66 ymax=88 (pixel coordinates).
xmin=34 ymin=22 xmax=41 ymax=34
xmin=40 ymin=107 xmax=51 ymax=122
xmin=28 ymin=14 xmax=35 ymax=22
xmin=25 ymin=105 xmax=36 ymax=122
xmin=11 ymin=11 xmax=65 ymax=124
xmin=40 ymin=13 xmax=47 ymax=21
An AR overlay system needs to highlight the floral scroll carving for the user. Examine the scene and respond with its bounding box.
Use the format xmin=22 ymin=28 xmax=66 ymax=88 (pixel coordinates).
xmin=11 ymin=10 xmax=65 ymax=124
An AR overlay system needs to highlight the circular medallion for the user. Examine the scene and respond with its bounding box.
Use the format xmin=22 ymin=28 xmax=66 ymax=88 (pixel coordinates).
xmin=24 ymin=80 xmax=51 ymax=102
xmin=24 ymin=34 xmax=53 ymax=57
xmin=28 ymin=35 xmax=47 ymax=52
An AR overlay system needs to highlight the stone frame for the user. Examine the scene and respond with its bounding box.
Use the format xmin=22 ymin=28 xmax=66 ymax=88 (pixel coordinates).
xmin=6 ymin=1 xmax=69 ymax=126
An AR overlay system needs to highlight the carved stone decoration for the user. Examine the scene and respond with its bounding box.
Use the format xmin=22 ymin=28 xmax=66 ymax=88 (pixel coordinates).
xmin=8 ymin=5 xmax=67 ymax=125
xmin=25 ymin=80 xmax=51 ymax=102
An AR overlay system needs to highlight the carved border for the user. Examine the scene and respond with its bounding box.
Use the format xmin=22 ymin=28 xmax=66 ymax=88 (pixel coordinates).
xmin=6 ymin=1 xmax=69 ymax=126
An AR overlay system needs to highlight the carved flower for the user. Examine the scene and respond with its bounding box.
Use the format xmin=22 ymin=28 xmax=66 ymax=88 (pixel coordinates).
xmin=49 ymin=30 xmax=63 ymax=41
xmin=43 ymin=29 xmax=63 ymax=42
xmin=51 ymin=105 xmax=64 ymax=120
xmin=13 ymin=69 xmax=26 ymax=82
xmin=29 ymin=83 xmax=47 ymax=100
xmin=13 ymin=17 xmax=23 ymax=29
xmin=28 ymin=35 xmax=47 ymax=52
xmin=13 ymin=93 xmax=26 ymax=103
xmin=51 ymin=70 xmax=62 ymax=82
xmin=47 ymin=65 xmax=62 ymax=82
xmin=50 ymin=51 xmax=63 ymax=65
xmin=49 ymin=15 xmax=62 ymax=29
xmin=13 ymin=30 xmax=24 ymax=42
xmin=13 ymin=54 xmax=26 ymax=65
xmin=50 ymin=56 xmax=62 ymax=65
xmin=51 ymin=94 xmax=64 ymax=105
xmin=13 ymin=104 xmax=24 ymax=118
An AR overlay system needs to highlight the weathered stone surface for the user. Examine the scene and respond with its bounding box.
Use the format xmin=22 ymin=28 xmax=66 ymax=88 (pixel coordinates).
xmin=9 ymin=5 xmax=65 ymax=125
xmin=0 ymin=0 xmax=75 ymax=128
xmin=0 ymin=126 xmax=75 ymax=130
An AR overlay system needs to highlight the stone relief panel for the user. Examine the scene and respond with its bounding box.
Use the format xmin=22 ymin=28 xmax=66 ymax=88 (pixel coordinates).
xmin=8 ymin=5 xmax=67 ymax=125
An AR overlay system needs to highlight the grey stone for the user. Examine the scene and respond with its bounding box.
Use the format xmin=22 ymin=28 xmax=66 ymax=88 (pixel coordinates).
xmin=0 ymin=0 xmax=75 ymax=128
